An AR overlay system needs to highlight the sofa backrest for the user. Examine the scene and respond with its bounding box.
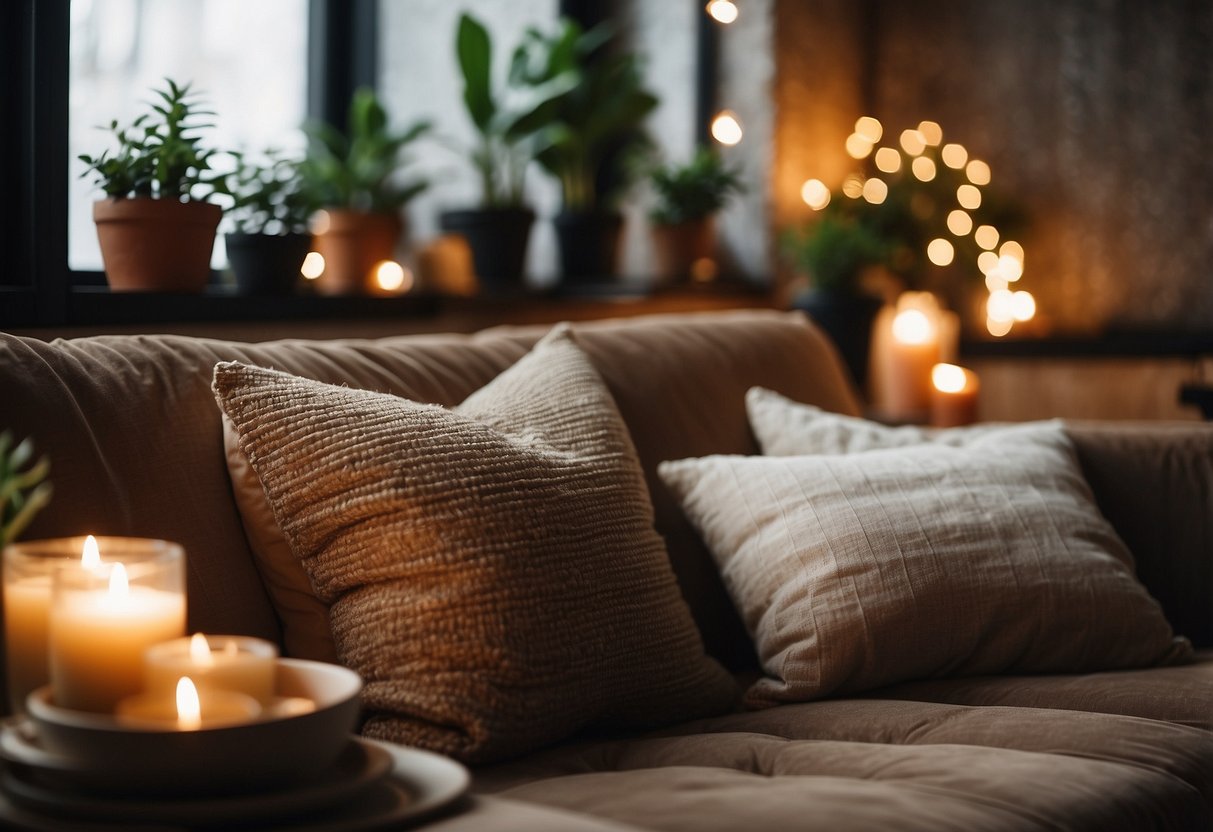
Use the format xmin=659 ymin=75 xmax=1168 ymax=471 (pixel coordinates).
xmin=0 ymin=310 xmax=861 ymax=678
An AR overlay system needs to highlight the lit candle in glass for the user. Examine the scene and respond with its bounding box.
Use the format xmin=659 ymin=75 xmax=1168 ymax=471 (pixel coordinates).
xmin=49 ymin=539 xmax=186 ymax=713
xmin=144 ymin=633 xmax=278 ymax=705
xmin=930 ymin=363 xmax=981 ymax=427
xmin=116 ymin=675 xmax=260 ymax=730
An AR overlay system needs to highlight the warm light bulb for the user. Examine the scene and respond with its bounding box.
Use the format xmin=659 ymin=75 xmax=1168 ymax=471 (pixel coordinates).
xmin=854 ymin=116 xmax=883 ymax=143
xmin=800 ymin=179 xmax=831 ymax=210
xmin=845 ymin=133 xmax=874 ymax=159
xmin=861 ymin=178 xmax=888 ymax=204
xmin=977 ymin=251 xmax=1000 ymax=275
xmin=917 ymin=120 xmax=943 ymax=146
xmin=874 ymin=147 xmax=901 ymax=173
xmin=946 ymin=210 xmax=972 ymax=236
xmin=911 ymin=156 xmax=937 ymax=182
xmin=82 ymin=535 xmax=100 ymax=569
xmin=711 ymin=111 xmax=743 ymax=145
xmin=705 ymin=0 xmax=739 ymax=24
xmin=1011 ymin=290 xmax=1036 ymax=321
xmin=974 ymin=225 xmax=999 ymax=250
xmin=892 ymin=309 xmax=933 ymax=345
xmin=300 ymin=252 xmax=325 ymax=280
xmin=999 ymin=240 xmax=1025 ymax=263
xmin=956 ymin=184 xmax=982 ymax=210
xmin=986 ymin=317 xmax=1013 ymax=337
xmin=932 ymin=363 xmax=968 ymax=394
xmin=927 ymin=238 xmax=954 ymax=266
xmin=941 ymin=143 xmax=968 ymax=169
xmin=966 ymin=159 xmax=991 ymax=185
xmin=997 ymin=254 xmax=1024 ymax=281
xmin=899 ymin=129 xmax=926 ymax=156
xmin=177 ymin=677 xmax=202 ymax=731
xmin=841 ymin=175 xmax=865 ymax=199
xmin=987 ymin=288 xmax=1016 ymax=323
xmin=374 ymin=260 xmax=411 ymax=293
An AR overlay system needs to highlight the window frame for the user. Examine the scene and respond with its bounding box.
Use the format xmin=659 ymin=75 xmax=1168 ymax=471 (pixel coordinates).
xmin=3 ymin=0 xmax=383 ymax=329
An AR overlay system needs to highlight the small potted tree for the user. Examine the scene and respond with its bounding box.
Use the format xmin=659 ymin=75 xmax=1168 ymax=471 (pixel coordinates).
xmin=298 ymin=89 xmax=430 ymax=295
xmin=439 ymin=13 xmax=575 ymax=290
xmin=648 ymin=149 xmax=744 ymax=283
xmin=514 ymin=19 xmax=658 ymax=282
xmin=223 ymin=150 xmax=315 ymax=295
xmin=79 ymin=79 xmax=224 ymax=292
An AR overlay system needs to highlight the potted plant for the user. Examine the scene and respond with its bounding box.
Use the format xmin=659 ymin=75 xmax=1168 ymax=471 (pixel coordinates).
xmin=222 ymin=150 xmax=315 ymax=295
xmin=78 ymin=78 xmax=224 ymax=292
xmin=298 ymin=89 xmax=430 ymax=295
xmin=514 ymin=19 xmax=659 ymax=282
xmin=782 ymin=210 xmax=888 ymax=388
xmin=648 ymin=149 xmax=744 ymax=283
xmin=439 ymin=13 xmax=575 ymax=290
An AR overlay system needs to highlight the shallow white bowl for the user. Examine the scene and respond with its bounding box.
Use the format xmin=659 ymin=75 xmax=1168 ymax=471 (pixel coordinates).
xmin=25 ymin=658 xmax=362 ymax=796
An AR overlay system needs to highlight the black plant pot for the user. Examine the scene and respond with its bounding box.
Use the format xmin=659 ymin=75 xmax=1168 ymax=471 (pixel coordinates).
xmin=794 ymin=289 xmax=883 ymax=392
xmin=225 ymin=232 xmax=312 ymax=295
xmin=552 ymin=211 xmax=623 ymax=284
xmin=439 ymin=207 xmax=534 ymax=290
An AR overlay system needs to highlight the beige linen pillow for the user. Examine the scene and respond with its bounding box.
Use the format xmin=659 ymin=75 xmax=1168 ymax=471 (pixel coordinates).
xmin=213 ymin=329 xmax=735 ymax=763
xmin=658 ymin=424 xmax=1191 ymax=709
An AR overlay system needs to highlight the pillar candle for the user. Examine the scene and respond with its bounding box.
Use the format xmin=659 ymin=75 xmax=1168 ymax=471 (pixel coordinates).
xmin=869 ymin=292 xmax=959 ymax=423
xmin=144 ymin=634 xmax=278 ymax=705
xmin=930 ymin=363 xmax=981 ymax=427
xmin=49 ymin=540 xmax=185 ymax=713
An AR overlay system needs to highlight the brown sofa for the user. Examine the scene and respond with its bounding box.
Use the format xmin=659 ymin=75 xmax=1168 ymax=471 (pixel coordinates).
xmin=1 ymin=309 xmax=1210 ymax=830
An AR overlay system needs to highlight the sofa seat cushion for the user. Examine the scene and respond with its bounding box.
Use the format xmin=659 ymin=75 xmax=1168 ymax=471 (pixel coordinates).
xmin=868 ymin=650 xmax=1213 ymax=730
xmin=474 ymin=700 xmax=1213 ymax=831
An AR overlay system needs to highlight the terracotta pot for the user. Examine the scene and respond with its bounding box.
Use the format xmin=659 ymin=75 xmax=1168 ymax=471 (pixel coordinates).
xmin=651 ymin=217 xmax=714 ymax=284
xmin=310 ymin=210 xmax=402 ymax=296
xmin=93 ymin=198 xmax=222 ymax=292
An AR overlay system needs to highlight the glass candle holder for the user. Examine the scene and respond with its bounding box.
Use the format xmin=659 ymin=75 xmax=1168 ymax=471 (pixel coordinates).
xmin=145 ymin=634 xmax=278 ymax=705
xmin=3 ymin=537 xmax=93 ymax=714
xmin=49 ymin=538 xmax=186 ymax=713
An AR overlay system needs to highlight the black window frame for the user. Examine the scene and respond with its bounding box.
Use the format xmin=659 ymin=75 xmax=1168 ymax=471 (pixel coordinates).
xmin=3 ymin=0 xmax=383 ymax=329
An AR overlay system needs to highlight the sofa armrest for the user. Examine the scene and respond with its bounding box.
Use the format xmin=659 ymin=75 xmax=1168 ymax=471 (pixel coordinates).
xmin=1066 ymin=421 xmax=1213 ymax=648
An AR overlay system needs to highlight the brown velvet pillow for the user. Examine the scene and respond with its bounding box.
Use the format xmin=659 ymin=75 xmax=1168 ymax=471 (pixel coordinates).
xmin=659 ymin=423 xmax=1191 ymax=709
xmin=212 ymin=328 xmax=734 ymax=763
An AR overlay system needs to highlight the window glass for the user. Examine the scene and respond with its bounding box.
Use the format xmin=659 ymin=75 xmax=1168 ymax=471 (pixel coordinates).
xmin=68 ymin=0 xmax=308 ymax=271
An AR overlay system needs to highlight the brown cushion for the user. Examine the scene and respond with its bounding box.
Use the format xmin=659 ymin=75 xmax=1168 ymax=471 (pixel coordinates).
xmin=658 ymin=423 xmax=1191 ymax=708
xmin=212 ymin=327 xmax=735 ymax=764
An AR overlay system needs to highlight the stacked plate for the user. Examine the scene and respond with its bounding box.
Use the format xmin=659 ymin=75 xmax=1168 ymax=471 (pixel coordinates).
xmin=0 ymin=660 xmax=469 ymax=830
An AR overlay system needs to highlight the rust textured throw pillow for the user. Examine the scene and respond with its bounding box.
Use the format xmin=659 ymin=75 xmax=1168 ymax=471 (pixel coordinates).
xmin=658 ymin=424 xmax=1191 ymax=709
xmin=212 ymin=329 xmax=735 ymax=763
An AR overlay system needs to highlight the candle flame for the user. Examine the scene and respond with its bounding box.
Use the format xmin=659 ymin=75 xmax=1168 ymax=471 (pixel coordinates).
xmin=190 ymin=633 xmax=215 ymax=667
xmin=108 ymin=563 xmax=129 ymax=599
xmin=932 ymin=363 xmax=968 ymax=394
xmin=892 ymin=309 xmax=933 ymax=345
xmin=82 ymin=535 xmax=100 ymax=569
xmin=177 ymin=677 xmax=201 ymax=730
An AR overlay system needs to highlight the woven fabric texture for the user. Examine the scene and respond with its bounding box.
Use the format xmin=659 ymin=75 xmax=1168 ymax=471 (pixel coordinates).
xmin=212 ymin=328 xmax=735 ymax=763
xmin=658 ymin=424 xmax=1191 ymax=709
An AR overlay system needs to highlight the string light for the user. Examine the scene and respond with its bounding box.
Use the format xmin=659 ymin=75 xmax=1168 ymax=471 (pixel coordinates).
xmin=801 ymin=179 xmax=831 ymax=210
xmin=711 ymin=110 xmax=743 ymax=145
xmin=705 ymin=0 xmax=739 ymax=24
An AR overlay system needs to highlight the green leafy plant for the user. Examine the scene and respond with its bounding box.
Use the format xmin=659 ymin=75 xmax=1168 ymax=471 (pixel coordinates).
xmin=78 ymin=78 xmax=222 ymax=202
xmin=453 ymin=13 xmax=577 ymax=208
xmin=513 ymin=18 xmax=659 ymax=212
xmin=0 ymin=432 xmax=52 ymax=548
xmin=782 ymin=211 xmax=889 ymax=294
xmin=299 ymin=89 xmax=431 ymax=214
xmin=223 ymin=150 xmax=314 ymax=235
xmin=649 ymin=149 xmax=745 ymax=225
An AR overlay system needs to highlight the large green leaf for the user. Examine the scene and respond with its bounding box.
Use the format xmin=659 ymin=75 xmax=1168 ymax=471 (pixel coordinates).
xmin=457 ymin=14 xmax=495 ymax=133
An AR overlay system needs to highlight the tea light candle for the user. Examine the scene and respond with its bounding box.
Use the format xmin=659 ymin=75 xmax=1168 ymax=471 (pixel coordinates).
xmin=117 ymin=676 xmax=261 ymax=730
xmin=145 ymin=634 xmax=278 ymax=705
xmin=49 ymin=540 xmax=186 ymax=713
xmin=930 ymin=363 xmax=981 ymax=427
